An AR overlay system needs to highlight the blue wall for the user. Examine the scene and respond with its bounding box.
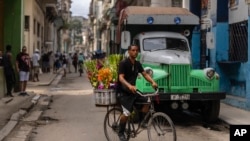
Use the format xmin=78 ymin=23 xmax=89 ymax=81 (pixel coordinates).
xmin=189 ymin=0 xmax=250 ymax=110
xmin=216 ymin=21 xmax=250 ymax=110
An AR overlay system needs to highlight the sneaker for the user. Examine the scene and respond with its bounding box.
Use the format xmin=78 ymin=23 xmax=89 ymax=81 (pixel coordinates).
xmin=118 ymin=133 xmax=127 ymax=141
xmin=23 ymin=92 xmax=30 ymax=96
xmin=18 ymin=92 xmax=23 ymax=96
xmin=19 ymin=92 xmax=29 ymax=96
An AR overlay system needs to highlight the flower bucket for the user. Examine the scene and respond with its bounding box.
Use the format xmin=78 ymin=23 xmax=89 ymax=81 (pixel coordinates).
xmin=94 ymin=89 xmax=117 ymax=106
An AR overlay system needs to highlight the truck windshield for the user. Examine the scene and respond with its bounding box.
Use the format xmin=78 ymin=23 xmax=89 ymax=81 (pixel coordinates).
xmin=143 ymin=38 xmax=189 ymax=51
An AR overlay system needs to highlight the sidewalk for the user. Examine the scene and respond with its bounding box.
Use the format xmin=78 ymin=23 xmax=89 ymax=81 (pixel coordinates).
xmin=0 ymin=70 xmax=61 ymax=140
xmin=27 ymin=70 xmax=62 ymax=86
xmin=219 ymin=102 xmax=250 ymax=125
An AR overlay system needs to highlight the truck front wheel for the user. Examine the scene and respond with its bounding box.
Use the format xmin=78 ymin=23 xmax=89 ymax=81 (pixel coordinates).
xmin=201 ymin=100 xmax=220 ymax=123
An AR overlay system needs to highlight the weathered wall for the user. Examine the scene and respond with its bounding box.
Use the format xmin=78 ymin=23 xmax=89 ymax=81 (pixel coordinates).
xmin=3 ymin=0 xmax=22 ymax=92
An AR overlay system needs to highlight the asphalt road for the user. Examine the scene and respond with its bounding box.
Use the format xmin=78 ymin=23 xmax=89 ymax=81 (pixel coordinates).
xmin=24 ymin=71 xmax=229 ymax=141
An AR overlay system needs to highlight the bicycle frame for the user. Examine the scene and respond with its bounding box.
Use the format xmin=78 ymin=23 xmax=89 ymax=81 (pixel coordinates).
xmin=104 ymin=88 xmax=176 ymax=141
xmin=126 ymin=94 xmax=158 ymax=138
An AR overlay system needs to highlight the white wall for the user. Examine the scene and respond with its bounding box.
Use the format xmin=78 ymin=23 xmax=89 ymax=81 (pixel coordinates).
xmin=24 ymin=0 xmax=45 ymax=55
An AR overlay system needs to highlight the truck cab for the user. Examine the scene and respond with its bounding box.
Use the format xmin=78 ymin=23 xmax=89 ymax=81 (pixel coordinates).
xmin=117 ymin=6 xmax=225 ymax=122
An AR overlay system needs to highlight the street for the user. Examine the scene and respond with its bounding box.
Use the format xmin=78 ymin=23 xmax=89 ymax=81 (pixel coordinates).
xmin=2 ymin=71 xmax=228 ymax=141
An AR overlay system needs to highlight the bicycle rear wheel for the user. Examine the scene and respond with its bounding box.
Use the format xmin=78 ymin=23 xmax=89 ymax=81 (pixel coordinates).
xmin=104 ymin=107 xmax=123 ymax=141
xmin=147 ymin=112 xmax=176 ymax=141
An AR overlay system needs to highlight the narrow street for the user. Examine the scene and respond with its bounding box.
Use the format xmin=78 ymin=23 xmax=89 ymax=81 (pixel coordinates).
xmin=1 ymin=0 xmax=250 ymax=141
xmin=28 ymin=72 xmax=107 ymax=141
xmin=5 ymin=71 xmax=229 ymax=141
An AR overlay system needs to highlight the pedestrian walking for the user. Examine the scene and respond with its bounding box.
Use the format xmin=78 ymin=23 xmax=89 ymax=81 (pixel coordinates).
xmin=42 ymin=52 xmax=49 ymax=73
xmin=67 ymin=53 xmax=72 ymax=73
xmin=78 ymin=52 xmax=85 ymax=76
xmin=62 ymin=55 xmax=67 ymax=77
xmin=2 ymin=45 xmax=15 ymax=97
xmin=31 ymin=49 xmax=40 ymax=82
xmin=16 ymin=46 xmax=31 ymax=96
xmin=54 ymin=53 xmax=60 ymax=73
xmin=72 ymin=52 xmax=78 ymax=73
xmin=49 ymin=51 xmax=54 ymax=73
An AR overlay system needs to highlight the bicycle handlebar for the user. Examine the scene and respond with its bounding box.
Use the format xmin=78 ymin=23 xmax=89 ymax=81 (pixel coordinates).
xmin=135 ymin=88 xmax=159 ymax=97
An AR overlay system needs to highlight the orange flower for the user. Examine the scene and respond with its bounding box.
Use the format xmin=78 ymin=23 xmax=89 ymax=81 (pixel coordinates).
xmin=98 ymin=68 xmax=113 ymax=88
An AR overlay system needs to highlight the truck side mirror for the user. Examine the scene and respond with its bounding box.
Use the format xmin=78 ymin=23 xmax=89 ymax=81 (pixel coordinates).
xmin=121 ymin=31 xmax=131 ymax=49
xmin=206 ymin=32 xmax=215 ymax=49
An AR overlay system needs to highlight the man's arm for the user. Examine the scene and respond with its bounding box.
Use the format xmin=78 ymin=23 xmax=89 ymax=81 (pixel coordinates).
xmin=119 ymin=74 xmax=137 ymax=93
xmin=141 ymin=71 xmax=158 ymax=89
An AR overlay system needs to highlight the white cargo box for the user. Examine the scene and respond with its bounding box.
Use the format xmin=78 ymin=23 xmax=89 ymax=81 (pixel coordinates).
xmin=120 ymin=6 xmax=199 ymax=25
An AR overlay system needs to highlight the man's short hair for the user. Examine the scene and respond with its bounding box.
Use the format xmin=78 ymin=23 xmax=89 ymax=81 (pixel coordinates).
xmin=128 ymin=44 xmax=138 ymax=50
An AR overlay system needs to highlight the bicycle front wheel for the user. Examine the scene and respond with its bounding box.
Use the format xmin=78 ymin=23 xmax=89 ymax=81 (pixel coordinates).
xmin=104 ymin=107 xmax=123 ymax=141
xmin=147 ymin=112 xmax=176 ymax=141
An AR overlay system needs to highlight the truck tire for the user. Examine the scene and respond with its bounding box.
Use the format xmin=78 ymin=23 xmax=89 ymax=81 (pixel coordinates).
xmin=201 ymin=100 xmax=220 ymax=123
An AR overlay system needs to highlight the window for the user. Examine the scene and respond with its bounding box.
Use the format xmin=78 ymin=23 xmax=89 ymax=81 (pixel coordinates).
xmin=37 ymin=23 xmax=40 ymax=37
xmin=143 ymin=38 xmax=189 ymax=51
xmin=33 ymin=19 xmax=36 ymax=34
xmin=229 ymin=21 xmax=248 ymax=62
xmin=143 ymin=38 xmax=166 ymax=51
xmin=167 ymin=38 xmax=189 ymax=51
xmin=24 ymin=16 xmax=30 ymax=31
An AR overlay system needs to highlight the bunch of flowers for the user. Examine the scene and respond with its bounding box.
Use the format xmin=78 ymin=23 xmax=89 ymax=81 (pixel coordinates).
xmin=97 ymin=68 xmax=112 ymax=89
xmin=85 ymin=54 xmax=123 ymax=89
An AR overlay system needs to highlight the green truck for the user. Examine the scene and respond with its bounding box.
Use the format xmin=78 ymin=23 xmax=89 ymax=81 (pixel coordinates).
xmin=117 ymin=6 xmax=226 ymax=122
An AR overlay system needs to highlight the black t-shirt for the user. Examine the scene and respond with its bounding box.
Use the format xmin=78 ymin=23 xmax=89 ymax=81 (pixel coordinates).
xmin=3 ymin=52 xmax=14 ymax=74
xmin=117 ymin=58 xmax=144 ymax=93
xmin=16 ymin=52 xmax=30 ymax=72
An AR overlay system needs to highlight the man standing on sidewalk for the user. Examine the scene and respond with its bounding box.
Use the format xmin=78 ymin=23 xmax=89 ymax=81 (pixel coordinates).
xmin=31 ymin=49 xmax=40 ymax=82
xmin=3 ymin=45 xmax=15 ymax=97
xmin=16 ymin=46 xmax=31 ymax=96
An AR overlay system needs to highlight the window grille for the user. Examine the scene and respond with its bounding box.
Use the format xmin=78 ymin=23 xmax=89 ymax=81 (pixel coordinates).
xmin=229 ymin=21 xmax=248 ymax=62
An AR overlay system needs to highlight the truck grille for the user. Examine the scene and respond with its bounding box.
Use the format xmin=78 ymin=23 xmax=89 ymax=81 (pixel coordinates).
xmin=170 ymin=64 xmax=190 ymax=86
xmin=169 ymin=64 xmax=211 ymax=87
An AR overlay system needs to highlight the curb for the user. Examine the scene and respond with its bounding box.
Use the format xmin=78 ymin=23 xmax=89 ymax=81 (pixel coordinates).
xmin=38 ymin=68 xmax=63 ymax=86
xmin=4 ymin=95 xmax=53 ymax=141
xmin=0 ymin=95 xmax=41 ymax=141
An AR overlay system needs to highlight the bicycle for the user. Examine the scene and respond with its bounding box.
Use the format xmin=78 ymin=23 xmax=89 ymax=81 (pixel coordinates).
xmin=104 ymin=89 xmax=176 ymax=141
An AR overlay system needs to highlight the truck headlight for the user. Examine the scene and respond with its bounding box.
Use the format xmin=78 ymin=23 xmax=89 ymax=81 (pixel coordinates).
xmin=144 ymin=67 xmax=153 ymax=77
xmin=204 ymin=68 xmax=215 ymax=79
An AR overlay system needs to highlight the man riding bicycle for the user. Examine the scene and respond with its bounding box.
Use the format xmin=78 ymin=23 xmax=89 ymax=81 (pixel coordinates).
xmin=78 ymin=52 xmax=85 ymax=76
xmin=117 ymin=44 xmax=158 ymax=141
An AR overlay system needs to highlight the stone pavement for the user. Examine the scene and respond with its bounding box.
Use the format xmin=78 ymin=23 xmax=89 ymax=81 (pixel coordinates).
xmin=1 ymin=69 xmax=250 ymax=140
